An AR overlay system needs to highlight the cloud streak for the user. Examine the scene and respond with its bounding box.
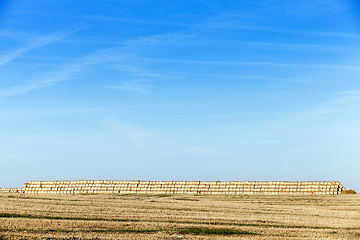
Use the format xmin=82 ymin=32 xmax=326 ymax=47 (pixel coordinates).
xmin=0 ymin=47 xmax=129 ymax=97
xmin=103 ymin=118 xmax=226 ymax=155
xmin=151 ymin=70 xmax=339 ymax=85
xmin=0 ymin=32 xmax=182 ymax=97
xmin=2 ymin=19 xmax=357 ymax=98
xmin=0 ymin=108 xmax=101 ymax=120
xmin=140 ymin=58 xmax=360 ymax=70
xmin=198 ymin=20 xmax=360 ymax=38
xmin=195 ymin=4 xmax=360 ymax=40
xmin=0 ymin=23 xmax=87 ymax=67
xmin=105 ymin=82 xmax=151 ymax=93
xmin=104 ymin=64 xmax=181 ymax=94
xmin=219 ymin=40 xmax=360 ymax=53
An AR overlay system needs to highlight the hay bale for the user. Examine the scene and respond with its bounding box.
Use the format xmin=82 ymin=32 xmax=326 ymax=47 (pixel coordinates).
xmin=341 ymin=189 xmax=357 ymax=194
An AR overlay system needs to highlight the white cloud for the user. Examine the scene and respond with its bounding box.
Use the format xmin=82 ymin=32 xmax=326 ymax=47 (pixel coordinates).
xmin=105 ymin=64 xmax=181 ymax=94
xmin=0 ymin=108 xmax=101 ymax=120
xmin=0 ymin=32 xmax=190 ymax=97
xmin=0 ymin=23 xmax=87 ymax=67
xmin=106 ymin=83 xmax=151 ymax=93
xmin=102 ymin=118 xmax=226 ymax=156
xmin=140 ymin=58 xmax=360 ymax=70
xmin=328 ymin=90 xmax=360 ymax=105
xmin=0 ymin=47 xmax=129 ymax=97
xmin=102 ymin=119 xmax=163 ymax=145
xmin=195 ymin=1 xmax=359 ymax=39
xmin=219 ymin=40 xmax=360 ymax=53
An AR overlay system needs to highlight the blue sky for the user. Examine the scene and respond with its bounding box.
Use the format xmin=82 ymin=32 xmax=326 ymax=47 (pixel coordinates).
xmin=1 ymin=0 xmax=360 ymax=190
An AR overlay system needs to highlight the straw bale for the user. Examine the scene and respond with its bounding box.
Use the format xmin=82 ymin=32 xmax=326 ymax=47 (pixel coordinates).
xmin=14 ymin=180 xmax=347 ymax=195
xmin=341 ymin=189 xmax=357 ymax=194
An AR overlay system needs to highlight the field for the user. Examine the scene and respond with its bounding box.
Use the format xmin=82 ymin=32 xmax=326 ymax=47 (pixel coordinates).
xmin=0 ymin=193 xmax=359 ymax=239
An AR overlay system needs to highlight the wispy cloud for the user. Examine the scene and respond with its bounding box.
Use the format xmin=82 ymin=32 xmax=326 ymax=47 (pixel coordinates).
xmin=196 ymin=14 xmax=360 ymax=38
xmin=218 ymin=40 xmax=360 ymax=53
xmin=151 ymin=70 xmax=339 ymax=85
xmin=0 ymin=30 xmax=32 ymax=38
xmin=0 ymin=61 xmax=86 ymax=97
xmin=103 ymin=118 xmax=226 ymax=155
xmin=287 ymin=30 xmax=360 ymax=39
xmin=174 ymin=146 xmax=228 ymax=155
xmin=104 ymin=64 xmax=180 ymax=94
xmin=11 ymin=9 xmax=189 ymax=28
xmin=235 ymin=75 xmax=333 ymax=84
xmin=105 ymin=82 xmax=151 ymax=93
xmin=203 ymin=88 xmax=360 ymax=150
xmin=0 ymin=22 xmax=87 ymax=67
xmin=140 ymin=58 xmax=360 ymax=70
xmin=2 ymin=20 xmax=356 ymax=99
xmin=268 ymin=89 xmax=360 ymax=138
xmin=195 ymin=3 xmax=359 ymax=39
xmin=0 ymin=108 xmax=101 ymax=120
xmin=0 ymin=47 xmax=129 ymax=97
xmin=121 ymin=33 xmax=199 ymax=53
xmin=103 ymin=119 xmax=163 ymax=145
xmin=196 ymin=19 xmax=360 ymax=39
xmin=0 ymin=32 xmax=184 ymax=97
xmin=327 ymin=90 xmax=360 ymax=105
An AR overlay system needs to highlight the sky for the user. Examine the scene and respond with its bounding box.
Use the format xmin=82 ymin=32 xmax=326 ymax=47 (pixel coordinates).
xmin=0 ymin=1 xmax=360 ymax=190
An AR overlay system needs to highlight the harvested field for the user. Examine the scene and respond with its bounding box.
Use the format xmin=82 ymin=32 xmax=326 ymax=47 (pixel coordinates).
xmin=0 ymin=193 xmax=359 ymax=239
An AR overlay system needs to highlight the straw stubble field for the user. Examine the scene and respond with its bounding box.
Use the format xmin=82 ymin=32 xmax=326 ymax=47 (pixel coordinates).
xmin=0 ymin=193 xmax=359 ymax=239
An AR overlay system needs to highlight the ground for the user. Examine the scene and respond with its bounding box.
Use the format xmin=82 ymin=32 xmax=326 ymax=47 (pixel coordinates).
xmin=0 ymin=193 xmax=359 ymax=239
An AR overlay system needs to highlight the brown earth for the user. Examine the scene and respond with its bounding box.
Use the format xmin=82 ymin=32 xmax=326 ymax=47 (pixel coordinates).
xmin=0 ymin=193 xmax=359 ymax=239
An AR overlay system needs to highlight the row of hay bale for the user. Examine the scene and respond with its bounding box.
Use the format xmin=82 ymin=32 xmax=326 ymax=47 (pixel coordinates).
xmin=0 ymin=188 xmax=23 ymax=193
xmin=9 ymin=180 xmax=345 ymax=195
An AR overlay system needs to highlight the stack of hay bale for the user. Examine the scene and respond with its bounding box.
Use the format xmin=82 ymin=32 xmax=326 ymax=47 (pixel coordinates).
xmin=14 ymin=180 xmax=345 ymax=195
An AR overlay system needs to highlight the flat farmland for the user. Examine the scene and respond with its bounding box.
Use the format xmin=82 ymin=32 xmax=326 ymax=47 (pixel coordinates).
xmin=0 ymin=193 xmax=359 ymax=239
